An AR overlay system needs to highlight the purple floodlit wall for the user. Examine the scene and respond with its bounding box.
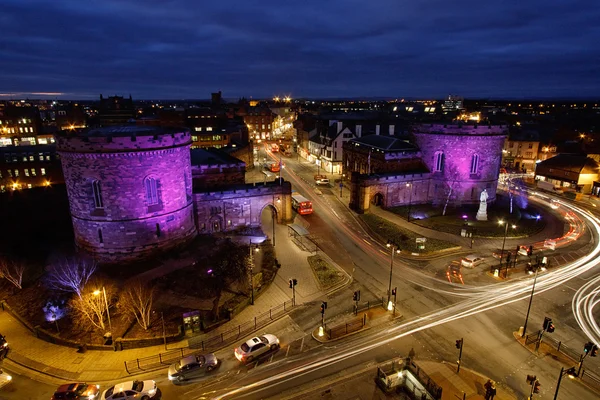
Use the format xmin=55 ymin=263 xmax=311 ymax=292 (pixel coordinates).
xmin=57 ymin=127 xmax=197 ymax=260
xmin=193 ymin=181 xmax=293 ymax=234
xmin=413 ymin=123 xmax=507 ymax=205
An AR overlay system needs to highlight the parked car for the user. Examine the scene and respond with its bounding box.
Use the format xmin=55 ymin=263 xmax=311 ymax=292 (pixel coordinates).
xmin=461 ymin=255 xmax=485 ymax=268
xmin=316 ymin=178 xmax=330 ymax=186
xmin=168 ymin=353 xmax=219 ymax=382
xmin=234 ymin=334 xmax=280 ymax=363
xmin=51 ymin=383 xmax=100 ymax=400
xmin=0 ymin=369 xmax=12 ymax=390
xmin=101 ymin=380 xmax=160 ymax=400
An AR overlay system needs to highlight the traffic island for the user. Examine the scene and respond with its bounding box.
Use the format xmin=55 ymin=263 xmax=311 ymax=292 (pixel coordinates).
xmin=312 ymin=306 xmax=399 ymax=343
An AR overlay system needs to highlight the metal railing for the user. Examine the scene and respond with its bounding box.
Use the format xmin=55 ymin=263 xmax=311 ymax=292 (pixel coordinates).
xmin=328 ymin=314 xmax=366 ymax=339
xmin=124 ymin=300 xmax=293 ymax=374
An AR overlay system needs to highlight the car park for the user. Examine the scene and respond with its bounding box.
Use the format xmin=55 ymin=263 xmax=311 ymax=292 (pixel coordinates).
xmin=168 ymin=353 xmax=219 ymax=382
xmin=234 ymin=334 xmax=280 ymax=363
xmin=101 ymin=380 xmax=160 ymax=400
xmin=51 ymin=383 xmax=100 ymax=400
xmin=461 ymin=255 xmax=485 ymax=268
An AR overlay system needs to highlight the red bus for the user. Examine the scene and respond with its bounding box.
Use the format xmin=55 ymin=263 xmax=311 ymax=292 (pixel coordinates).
xmin=291 ymin=193 xmax=313 ymax=215
xmin=271 ymin=143 xmax=279 ymax=153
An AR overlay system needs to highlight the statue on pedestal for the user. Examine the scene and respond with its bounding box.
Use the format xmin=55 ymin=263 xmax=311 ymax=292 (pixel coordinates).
xmin=476 ymin=189 xmax=488 ymax=221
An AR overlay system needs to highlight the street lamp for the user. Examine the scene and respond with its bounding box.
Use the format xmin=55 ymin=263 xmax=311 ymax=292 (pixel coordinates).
xmin=93 ymin=287 xmax=112 ymax=341
xmin=553 ymin=366 xmax=577 ymax=400
xmin=248 ymin=243 xmax=260 ymax=305
xmin=386 ymin=241 xmax=401 ymax=308
xmin=498 ymin=220 xmax=516 ymax=276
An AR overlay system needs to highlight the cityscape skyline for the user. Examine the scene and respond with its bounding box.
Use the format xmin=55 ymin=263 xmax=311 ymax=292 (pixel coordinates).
xmin=2 ymin=0 xmax=600 ymax=100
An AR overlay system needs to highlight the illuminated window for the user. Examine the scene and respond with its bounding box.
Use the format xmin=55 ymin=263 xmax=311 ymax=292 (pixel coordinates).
xmin=434 ymin=151 xmax=445 ymax=172
xmin=470 ymin=154 xmax=479 ymax=175
xmin=7 ymin=170 xmax=12 ymax=177
xmin=191 ymin=136 xmax=198 ymax=141
xmin=27 ymin=184 xmax=32 ymax=189
xmin=144 ymin=177 xmax=159 ymax=206
xmin=206 ymin=127 xmax=213 ymax=131
xmin=29 ymin=155 xmax=34 ymax=161
xmin=24 ymin=169 xmax=29 ymax=177
xmin=31 ymin=168 xmax=36 ymax=176
xmin=38 ymin=138 xmax=48 ymax=145
xmin=14 ymin=169 xmax=19 ymax=177
xmin=194 ymin=127 xmax=202 ymax=131
xmin=0 ymin=171 xmax=2 ymax=178
xmin=39 ymin=154 xmax=44 ymax=161
xmin=92 ymin=180 xmax=104 ymax=209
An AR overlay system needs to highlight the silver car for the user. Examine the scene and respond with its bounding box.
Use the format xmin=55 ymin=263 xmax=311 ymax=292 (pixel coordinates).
xmin=234 ymin=334 xmax=280 ymax=363
xmin=168 ymin=354 xmax=218 ymax=382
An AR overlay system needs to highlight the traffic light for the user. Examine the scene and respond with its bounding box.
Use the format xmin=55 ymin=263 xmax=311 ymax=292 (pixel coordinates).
xmin=547 ymin=321 xmax=555 ymax=333
xmin=289 ymin=278 xmax=298 ymax=288
xmin=289 ymin=279 xmax=293 ymax=289
xmin=455 ymin=339 xmax=463 ymax=349
xmin=391 ymin=287 xmax=397 ymax=296
xmin=528 ymin=245 xmax=534 ymax=256
xmin=506 ymin=252 xmax=512 ymax=265
xmin=584 ymin=342 xmax=594 ymax=354
xmin=543 ymin=317 xmax=552 ymax=330
xmin=533 ymin=380 xmax=541 ymax=393
xmin=353 ymin=291 xmax=358 ymax=301
xmin=566 ymin=367 xmax=577 ymax=377
xmin=320 ymin=301 xmax=327 ymax=314
xmin=593 ymin=344 xmax=599 ymax=357
xmin=526 ymin=374 xmax=536 ymax=385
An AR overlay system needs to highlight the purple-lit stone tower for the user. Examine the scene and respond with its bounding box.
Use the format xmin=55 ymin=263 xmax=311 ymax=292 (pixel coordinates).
xmin=413 ymin=123 xmax=507 ymax=205
xmin=57 ymin=126 xmax=197 ymax=260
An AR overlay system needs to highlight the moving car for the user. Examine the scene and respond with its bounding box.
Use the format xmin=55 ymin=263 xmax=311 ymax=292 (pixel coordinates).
xmin=234 ymin=334 xmax=280 ymax=363
xmin=0 ymin=369 xmax=12 ymax=390
xmin=315 ymin=178 xmax=330 ymax=186
xmin=461 ymin=255 xmax=485 ymax=268
xmin=101 ymin=380 xmax=160 ymax=400
xmin=168 ymin=353 xmax=219 ymax=382
xmin=51 ymin=383 xmax=100 ymax=400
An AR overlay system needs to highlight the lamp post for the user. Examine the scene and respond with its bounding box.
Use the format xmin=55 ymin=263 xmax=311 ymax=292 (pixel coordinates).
xmin=498 ymin=220 xmax=516 ymax=276
xmin=386 ymin=241 xmax=401 ymax=308
xmin=554 ymin=367 xmax=577 ymax=400
xmin=340 ymin=174 xmax=345 ymax=197
xmin=521 ymin=264 xmax=540 ymax=337
xmin=249 ymin=243 xmax=260 ymax=305
xmin=406 ymin=182 xmax=413 ymax=222
xmin=93 ymin=287 xmax=112 ymax=340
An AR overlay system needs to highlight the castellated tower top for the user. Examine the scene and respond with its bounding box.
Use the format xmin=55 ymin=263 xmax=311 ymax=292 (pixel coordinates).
xmin=56 ymin=125 xmax=192 ymax=153
xmin=414 ymin=123 xmax=508 ymax=136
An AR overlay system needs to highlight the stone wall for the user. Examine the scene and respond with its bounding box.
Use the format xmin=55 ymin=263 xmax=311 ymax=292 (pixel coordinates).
xmin=194 ymin=181 xmax=293 ymax=234
xmin=58 ymin=133 xmax=197 ymax=260
xmin=350 ymin=172 xmax=430 ymax=213
xmin=413 ymin=124 xmax=507 ymax=205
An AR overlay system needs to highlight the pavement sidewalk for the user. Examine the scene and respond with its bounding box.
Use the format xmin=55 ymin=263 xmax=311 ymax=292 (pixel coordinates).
xmin=0 ymin=211 xmax=339 ymax=384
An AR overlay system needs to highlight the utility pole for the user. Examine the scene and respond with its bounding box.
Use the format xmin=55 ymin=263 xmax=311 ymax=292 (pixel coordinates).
xmin=386 ymin=241 xmax=400 ymax=307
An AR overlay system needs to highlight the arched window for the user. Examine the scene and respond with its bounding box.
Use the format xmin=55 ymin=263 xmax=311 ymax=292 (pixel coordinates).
xmin=470 ymin=154 xmax=479 ymax=175
xmin=92 ymin=180 xmax=103 ymax=209
xmin=434 ymin=151 xmax=445 ymax=172
xmin=144 ymin=177 xmax=159 ymax=206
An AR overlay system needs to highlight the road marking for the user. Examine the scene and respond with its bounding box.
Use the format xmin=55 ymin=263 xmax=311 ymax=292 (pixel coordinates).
xmin=299 ymin=336 xmax=305 ymax=352
xmin=285 ymin=345 xmax=291 ymax=357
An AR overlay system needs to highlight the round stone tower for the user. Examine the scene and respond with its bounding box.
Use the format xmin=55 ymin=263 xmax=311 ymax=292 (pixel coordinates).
xmin=412 ymin=123 xmax=507 ymax=205
xmin=57 ymin=126 xmax=197 ymax=260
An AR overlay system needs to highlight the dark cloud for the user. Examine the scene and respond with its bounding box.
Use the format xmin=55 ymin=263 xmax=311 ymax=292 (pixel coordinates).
xmin=1 ymin=0 xmax=599 ymax=99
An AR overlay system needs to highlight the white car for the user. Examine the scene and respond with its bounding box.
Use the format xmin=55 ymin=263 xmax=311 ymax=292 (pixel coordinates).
xmin=461 ymin=255 xmax=485 ymax=268
xmin=0 ymin=369 xmax=12 ymax=390
xmin=101 ymin=380 xmax=160 ymax=400
xmin=234 ymin=334 xmax=280 ymax=363
xmin=316 ymin=178 xmax=330 ymax=186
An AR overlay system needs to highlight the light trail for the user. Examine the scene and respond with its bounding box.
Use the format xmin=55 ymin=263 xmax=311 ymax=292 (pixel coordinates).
xmin=572 ymin=274 xmax=600 ymax=345
xmin=212 ymin=198 xmax=600 ymax=399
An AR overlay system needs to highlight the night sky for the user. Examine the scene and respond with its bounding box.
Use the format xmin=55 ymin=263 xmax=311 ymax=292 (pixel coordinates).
xmin=2 ymin=0 xmax=599 ymax=100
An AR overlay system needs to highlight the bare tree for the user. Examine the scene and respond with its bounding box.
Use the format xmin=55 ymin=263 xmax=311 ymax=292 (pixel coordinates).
xmin=69 ymin=280 xmax=115 ymax=332
xmin=46 ymin=256 xmax=97 ymax=298
xmin=442 ymin=165 xmax=461 ymax=216
xmin=0 ymin=258 xmax=25 ymax=289
xmin=119 ymin=281 xmax=155 ymax=330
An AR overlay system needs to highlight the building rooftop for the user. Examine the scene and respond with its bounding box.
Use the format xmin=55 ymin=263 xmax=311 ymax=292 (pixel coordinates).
xmin=536 ymin=153 xmax=600 ymax=174
xmin=350 ymin=135 xmax=418 ymax=152
xmin=190 ymin=148 xmax=245 ymax=167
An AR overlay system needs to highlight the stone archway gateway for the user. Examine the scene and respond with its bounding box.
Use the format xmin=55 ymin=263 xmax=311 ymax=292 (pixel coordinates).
xmin=373 ymin=192 xmax=384 ymax=206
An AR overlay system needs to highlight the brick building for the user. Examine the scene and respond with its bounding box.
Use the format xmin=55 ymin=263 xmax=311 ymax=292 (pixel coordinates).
xmin=244 ymin=106 xmax=275 ymax=140
xmin=0 ymin=144 xmax=63 ymax=192
xmin=97 ymin=95 xmax=135 ymax=126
